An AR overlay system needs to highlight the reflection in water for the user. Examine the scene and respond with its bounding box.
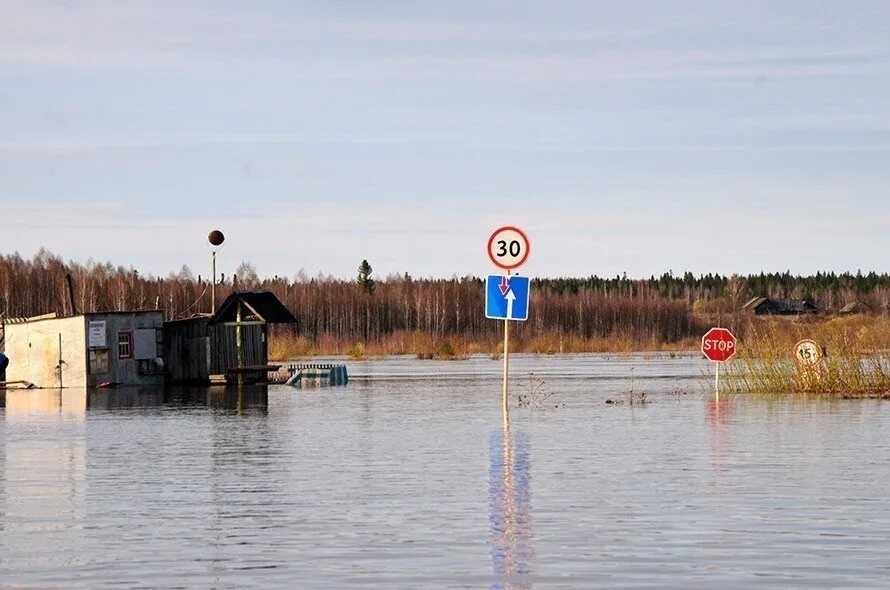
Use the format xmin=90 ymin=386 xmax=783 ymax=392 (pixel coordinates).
xmin=1 ymin=384 xmax=270 ymax=585
xmin=489 ymin=417 xmax=534 ymax=589
xmin=165 ymin=385 xmax=269 ymax=413
xmin=2 ymin=391 xmax=87 ymax=574
xmin=2 ymin=385 xmax=268 ymax=416
xmin=707 ymin=395 xmax=735 ymax=486
xmin=706 ymin=395 xmax=734 ymax=427
xmin=4 ymin=389 xmax=87 ymax=415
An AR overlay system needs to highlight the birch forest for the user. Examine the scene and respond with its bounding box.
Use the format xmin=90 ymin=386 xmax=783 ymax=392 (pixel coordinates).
xmin=2 ymin=250 xmax=888 ymax=353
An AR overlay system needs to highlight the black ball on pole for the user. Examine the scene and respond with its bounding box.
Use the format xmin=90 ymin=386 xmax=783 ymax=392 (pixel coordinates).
xmin=208 ymin=230 xmax=225 ymax=247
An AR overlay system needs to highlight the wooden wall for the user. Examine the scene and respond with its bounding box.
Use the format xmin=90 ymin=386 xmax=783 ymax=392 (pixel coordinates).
xmin=208 ymin=324 xmax=264 ymax=374
xmin=164 ymin=320 xmax=265 ymax=383
xmin=163 ymin=320 xmax=209 ymax=384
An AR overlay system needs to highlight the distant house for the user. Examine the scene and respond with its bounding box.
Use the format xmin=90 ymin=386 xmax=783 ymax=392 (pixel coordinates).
xmin=838 ymin=301 xmax=872 ymax=315
xmin=742 ymin=297 xmax=818 ymax=316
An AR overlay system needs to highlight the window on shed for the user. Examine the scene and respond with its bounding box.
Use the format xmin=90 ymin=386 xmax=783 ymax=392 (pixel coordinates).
xmin=118 ymin=332 xmax=133 ymax=359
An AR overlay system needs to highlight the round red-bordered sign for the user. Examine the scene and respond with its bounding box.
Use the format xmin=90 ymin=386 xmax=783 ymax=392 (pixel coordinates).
xmin=794 ymin=339 xmax=822 ymax=367
xmin=487 ymin=226 xmax=531 ymax=271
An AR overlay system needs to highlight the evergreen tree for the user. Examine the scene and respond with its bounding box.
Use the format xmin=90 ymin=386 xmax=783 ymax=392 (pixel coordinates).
xmin=357 ymin=259 xmax=375 ymax=294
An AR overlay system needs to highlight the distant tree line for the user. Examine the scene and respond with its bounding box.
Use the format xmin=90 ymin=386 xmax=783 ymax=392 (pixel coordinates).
xmin=538 ymin=271 xmax=890 ymax=308
xmin=1 ymin=250 xmax=888 ymax=347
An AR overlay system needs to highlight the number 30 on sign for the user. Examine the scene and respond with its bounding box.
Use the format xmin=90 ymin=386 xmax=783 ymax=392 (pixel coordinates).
xmin=487 ymin=226 xmax=531 ymax=271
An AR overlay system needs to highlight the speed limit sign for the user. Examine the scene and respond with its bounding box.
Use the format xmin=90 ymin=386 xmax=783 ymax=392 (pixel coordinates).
xmin=487 ymin=226 xmax=530 ymax=271
xmin=794 ymin=339 xmax=822 ymax=367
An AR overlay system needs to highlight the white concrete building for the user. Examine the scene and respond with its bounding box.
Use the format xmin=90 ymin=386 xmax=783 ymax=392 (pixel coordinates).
xmin=2 ymin=312 xmax=164 ymax=389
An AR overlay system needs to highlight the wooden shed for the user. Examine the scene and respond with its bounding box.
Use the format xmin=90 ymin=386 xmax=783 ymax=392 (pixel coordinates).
xmin=163 ymin=291 xmax=296 ymax=384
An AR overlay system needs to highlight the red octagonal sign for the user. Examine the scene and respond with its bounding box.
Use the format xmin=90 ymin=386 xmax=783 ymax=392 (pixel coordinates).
xmin=701 ymin=327 xmax=737 ymax=362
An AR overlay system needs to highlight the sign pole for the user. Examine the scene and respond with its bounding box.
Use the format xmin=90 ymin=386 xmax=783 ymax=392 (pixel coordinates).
xmin=502 ymin=271 xmax=511 ymax=415
xmin=715 ymin=361 xmax=720 ymax=400
xmin=486 ymin=226 xmax=530 ymax=415
xmin=503 ymin=315 xmax=510 ymax=414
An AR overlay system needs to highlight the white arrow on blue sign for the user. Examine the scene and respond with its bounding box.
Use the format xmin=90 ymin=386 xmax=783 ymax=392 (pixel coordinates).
xmin=485 ymin=275 xmax=530 ymax=321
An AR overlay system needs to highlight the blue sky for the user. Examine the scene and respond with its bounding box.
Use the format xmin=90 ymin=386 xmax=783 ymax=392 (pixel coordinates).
xmin=1 ymin=0 xmax=888 ymax=280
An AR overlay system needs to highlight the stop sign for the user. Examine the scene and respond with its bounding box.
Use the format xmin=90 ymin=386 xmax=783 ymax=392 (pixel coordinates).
xmin=701 ymin=327 xmax=737 ymax=362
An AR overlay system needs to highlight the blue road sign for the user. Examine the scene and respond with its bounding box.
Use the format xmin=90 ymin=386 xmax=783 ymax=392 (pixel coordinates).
xmin=486 ymin=275 xmax=530 ymax=321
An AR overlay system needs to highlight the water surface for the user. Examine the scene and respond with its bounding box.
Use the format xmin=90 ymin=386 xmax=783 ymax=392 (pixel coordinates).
xmin=2 ymin=354 xmax=889 ymax=588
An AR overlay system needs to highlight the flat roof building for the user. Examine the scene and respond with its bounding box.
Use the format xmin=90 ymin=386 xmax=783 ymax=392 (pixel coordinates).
xmin=2 ymin=311 xmax=164 ymax=389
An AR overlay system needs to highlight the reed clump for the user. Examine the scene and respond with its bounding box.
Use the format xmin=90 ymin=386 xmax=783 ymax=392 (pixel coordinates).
xmin=432 ymin=338 xmax=469 ymax=360
xmin=345 ymin=342 xmax=367 ymax=360
xmin=268 ymin=334 xmax=316 ymax=359
xmin=723 ymin=317 xmax=890 ymax=396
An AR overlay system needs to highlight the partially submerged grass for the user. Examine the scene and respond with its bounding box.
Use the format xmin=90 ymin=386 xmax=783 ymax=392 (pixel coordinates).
xmin=516 ymin=375 xmax=563 ymax=408
xmin=268 ymin=317 xmax=890 ymax=395
xmin=723 ymin=317 xmax=890 ymax=396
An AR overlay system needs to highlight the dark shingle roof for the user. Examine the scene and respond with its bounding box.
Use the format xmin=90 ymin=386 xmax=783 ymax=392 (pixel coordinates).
xmin=742 ymin=297 xmax=818 ymax=313
xmin=839 ymin=301 xmax=870 ymax=313
xmin=210 ymin=291 xmax=296 ymax=324
xmin=742 ymin=296 xmax=767 ymax=310
xmin=774 ymin=299 xmax=818 ymax=313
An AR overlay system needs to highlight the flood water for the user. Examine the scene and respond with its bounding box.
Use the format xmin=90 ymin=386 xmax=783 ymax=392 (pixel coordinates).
xmin=2 ymin=354 xmax=890 ymax=588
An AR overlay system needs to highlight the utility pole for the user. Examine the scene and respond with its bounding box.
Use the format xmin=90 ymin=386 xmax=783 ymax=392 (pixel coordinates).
xmin=208 ymin=230 xmax=225 ymax=313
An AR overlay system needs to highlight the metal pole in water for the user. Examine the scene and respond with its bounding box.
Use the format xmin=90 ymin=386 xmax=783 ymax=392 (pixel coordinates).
xmin=715 ymin=361 xmax=720 ymax=401
xmin=503 ymin=270 xmax=513 ymax=414
xmin=503 ymin=317 xmax=510 ymax=414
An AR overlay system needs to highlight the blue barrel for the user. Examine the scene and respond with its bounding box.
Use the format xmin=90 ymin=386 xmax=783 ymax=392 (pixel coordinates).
xmin=0 ymin=353 xmax=8 ymax=375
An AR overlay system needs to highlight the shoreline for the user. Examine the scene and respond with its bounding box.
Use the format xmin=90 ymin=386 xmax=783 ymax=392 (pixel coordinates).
xmin=271 ymin=350 xmax=704 ymax=363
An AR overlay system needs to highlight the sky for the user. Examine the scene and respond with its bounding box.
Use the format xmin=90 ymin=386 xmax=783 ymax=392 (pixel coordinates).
xmin=1 ymin=0 xmax=889 ymax=281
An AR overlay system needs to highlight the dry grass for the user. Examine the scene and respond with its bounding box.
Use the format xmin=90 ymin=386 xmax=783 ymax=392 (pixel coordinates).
xmin=268 ymin=334 xmax=316 ymax=359
xmin=269 ymin=329 xmax=699 ymax=360
xmin=345 ymin=343 xmax=367 ymax=360
xmin=723 ymin=316 xmax=890 ymax=396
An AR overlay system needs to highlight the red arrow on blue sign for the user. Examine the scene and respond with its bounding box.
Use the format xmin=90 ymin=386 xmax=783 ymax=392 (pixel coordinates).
xmin=499 ymin=276 xmax=510 ymax=296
